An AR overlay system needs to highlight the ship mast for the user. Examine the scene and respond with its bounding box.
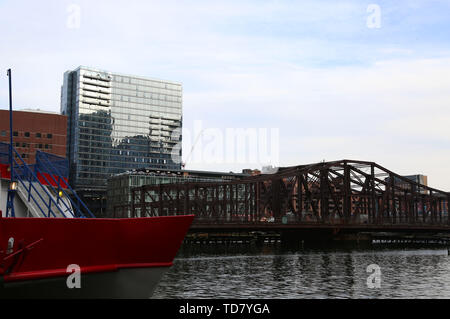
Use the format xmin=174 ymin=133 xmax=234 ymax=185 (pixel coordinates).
xmin=6 ymin=69 xmax=16 ymax=217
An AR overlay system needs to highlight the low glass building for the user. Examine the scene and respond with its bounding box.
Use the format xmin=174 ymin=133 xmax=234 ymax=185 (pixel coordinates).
xmin=106 ymin=168 xmax=250 ymax=217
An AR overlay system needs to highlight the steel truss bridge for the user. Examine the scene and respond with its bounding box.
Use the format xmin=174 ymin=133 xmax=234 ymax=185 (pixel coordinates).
xmin=114 ymin=160 xmax=450 ymax=236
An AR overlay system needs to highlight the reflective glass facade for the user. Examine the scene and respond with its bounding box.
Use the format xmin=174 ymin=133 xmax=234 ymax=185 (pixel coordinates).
xmin=61 ymin=66 xmax=182 ymax=191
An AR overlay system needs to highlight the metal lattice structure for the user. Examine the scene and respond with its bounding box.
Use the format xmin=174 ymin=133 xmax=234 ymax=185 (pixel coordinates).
xmin=1 ymin=142 xmax=95 ymax=218
xmin=115 ymin=160 xmax=450 ymax=228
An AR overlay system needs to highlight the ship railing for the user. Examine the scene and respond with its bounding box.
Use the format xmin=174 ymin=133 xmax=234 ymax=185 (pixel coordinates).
xmin=29 ymin=156 xmax=79 ymax=218
xmin=8 ymin=146 xmax=73 ymax=218
xmin=35 ymin=150 xmax=95 ymax=218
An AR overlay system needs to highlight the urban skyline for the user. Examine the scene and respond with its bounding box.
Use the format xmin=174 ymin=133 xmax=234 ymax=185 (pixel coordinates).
xmin=0 ymin=0 xmax=449 ymax=191
xmin=1 ymin=0 xmax=450 ymax=302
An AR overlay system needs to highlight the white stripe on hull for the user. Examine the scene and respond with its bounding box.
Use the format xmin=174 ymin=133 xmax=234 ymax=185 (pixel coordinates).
xmin=1 ymin=267 xmax=168 ymax=299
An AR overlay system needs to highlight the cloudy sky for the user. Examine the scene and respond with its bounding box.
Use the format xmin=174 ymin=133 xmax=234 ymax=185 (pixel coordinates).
xmin=0 ymin=0 xmax=449 ymax=190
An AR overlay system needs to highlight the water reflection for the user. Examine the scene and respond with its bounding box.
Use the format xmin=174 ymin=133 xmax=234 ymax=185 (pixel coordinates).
xmin=152 ymin=244 xmax=450 ymax=299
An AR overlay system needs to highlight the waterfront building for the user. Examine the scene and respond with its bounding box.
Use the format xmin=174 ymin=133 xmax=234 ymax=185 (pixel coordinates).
xmin=0 ymin=109 xmax=67 ymax=164
xmin=388 ymin=174 xmax=429 ymax=195
xmin=107 ymin=167 xmax=251 ymax=217
xmin=60 ymin=66 xmax=182 ymax=216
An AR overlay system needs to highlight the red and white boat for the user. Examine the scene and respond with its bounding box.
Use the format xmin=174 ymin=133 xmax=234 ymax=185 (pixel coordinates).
xmin=0 ymin=146 xmax=193 ymax=299
xmin=0 ymin=147 xmax=193 ymax=298
xmin=0 ymin=69 xmax=194 ymax=298
xmin=0 ymin=214 xmax=193 ymax=298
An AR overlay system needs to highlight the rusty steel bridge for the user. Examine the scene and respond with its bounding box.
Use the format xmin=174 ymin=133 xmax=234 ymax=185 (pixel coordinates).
xmin=113 ymin=160 xmax=450 ymax=239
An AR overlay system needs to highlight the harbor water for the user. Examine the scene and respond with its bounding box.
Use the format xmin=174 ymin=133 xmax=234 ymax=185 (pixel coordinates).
xmin=152 ymin=243 xmax=450 ymax=299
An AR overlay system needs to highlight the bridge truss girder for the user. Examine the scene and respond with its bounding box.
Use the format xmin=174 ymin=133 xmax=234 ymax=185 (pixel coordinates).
xmin=115 ymin=160 xmax=450 ymax=226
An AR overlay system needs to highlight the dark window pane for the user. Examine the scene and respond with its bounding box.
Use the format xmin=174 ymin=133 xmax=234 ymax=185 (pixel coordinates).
xmin=47 ymin=133 xmax=53 ymax=139
xmin=24 ymin=132 xmax=30 ymax=137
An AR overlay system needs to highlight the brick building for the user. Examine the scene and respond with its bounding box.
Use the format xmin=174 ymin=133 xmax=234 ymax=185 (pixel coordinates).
xmin=0 ymin=109 xmax=67 ymax=164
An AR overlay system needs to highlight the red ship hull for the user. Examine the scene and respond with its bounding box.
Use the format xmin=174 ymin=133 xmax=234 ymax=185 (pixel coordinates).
xmin=0 ymin=215 xmax=194 ymax=298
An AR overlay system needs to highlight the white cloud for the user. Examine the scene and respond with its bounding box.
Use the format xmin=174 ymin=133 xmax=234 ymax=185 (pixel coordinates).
xmin=182 ymin=57 xmax=450 ymax=190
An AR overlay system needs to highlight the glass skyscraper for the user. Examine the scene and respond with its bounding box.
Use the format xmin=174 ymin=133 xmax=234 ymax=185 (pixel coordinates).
xmin=60 ymin=66 xmax=182 ymax=197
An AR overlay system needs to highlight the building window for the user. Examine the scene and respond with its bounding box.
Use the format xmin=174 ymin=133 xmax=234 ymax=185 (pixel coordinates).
xmin=13 ymin=131 xmax=18 ymax=136
xmin=0 ymin=131 xmax=6 ymax=136
xmin=24 ymin=132 xmax=30 ymax=137
xmin=44 ymin=144 xmax=49 ymax=149
xmin=47 ymin=133 xmax=53 ymax=139
xmin=36 ymin=133 xmax=41 ymax=138
xmin=38 ymin=144 xmax=43 ymax=149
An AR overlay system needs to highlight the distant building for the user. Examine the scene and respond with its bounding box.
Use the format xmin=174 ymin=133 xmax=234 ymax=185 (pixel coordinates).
xmin=261 ymin=165 xmax=279 ymax=174
xmin=390 ymin=174 xmax=429 ymax=195
xmin=107 ymin=167 xmax=251 ymax=217
xmin=0 ymin=109 xmax=67 ymax=164
xmin=242 ymin=168 xmax=261 ymax=176
xmin=403 ymin=175 xmax=428 ymax=187
xmin=60 ymin=66 xmax=182 ymax=216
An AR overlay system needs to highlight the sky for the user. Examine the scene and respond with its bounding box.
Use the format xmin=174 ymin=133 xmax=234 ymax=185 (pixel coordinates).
xmin=0 ymin=0 xmax=449 ymax=190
